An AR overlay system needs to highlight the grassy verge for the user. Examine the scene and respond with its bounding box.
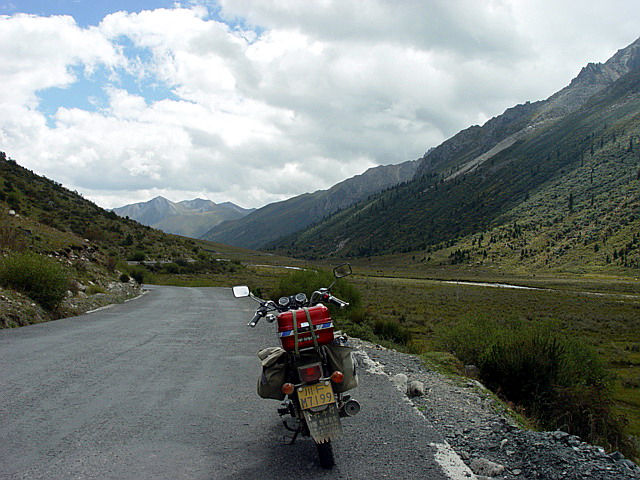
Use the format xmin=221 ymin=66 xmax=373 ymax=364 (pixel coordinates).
xmin=347 ymin=274 xmax=640 ymax=456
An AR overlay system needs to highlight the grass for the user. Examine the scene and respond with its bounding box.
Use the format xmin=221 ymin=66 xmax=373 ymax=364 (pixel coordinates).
xmin=346 ymin=273 xmax=640 ymax=451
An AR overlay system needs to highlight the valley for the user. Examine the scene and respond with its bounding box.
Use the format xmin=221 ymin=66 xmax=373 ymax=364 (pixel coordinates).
xmin=2 ymin=34 xmax=640 ymax=467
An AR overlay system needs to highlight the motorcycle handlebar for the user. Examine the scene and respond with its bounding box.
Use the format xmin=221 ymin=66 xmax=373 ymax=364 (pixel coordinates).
xmin=248 ymin=312 xmax=262 ymax=327
xmin=327 ymin=294 xmax=349 ymax=309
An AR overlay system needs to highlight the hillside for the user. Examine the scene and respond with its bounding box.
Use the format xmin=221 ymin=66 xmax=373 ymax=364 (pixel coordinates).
xmin=202 ymin=159 xmax=419 ymax=249
xmin=267 ymin=38 xmax=640 ymax=274
xmin=113 ymin=196 xmax=253 ymax=238
xmin=0 ymin=153 xmax=254 ymax=326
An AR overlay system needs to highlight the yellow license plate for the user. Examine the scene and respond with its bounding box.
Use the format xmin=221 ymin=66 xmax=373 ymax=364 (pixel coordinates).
xmin=298 ymin=382 xmax=334 ymax=410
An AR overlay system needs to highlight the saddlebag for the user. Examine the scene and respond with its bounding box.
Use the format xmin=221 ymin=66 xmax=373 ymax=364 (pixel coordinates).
xmin=323 ymin=343 xmax=358 ymax=393
xmin=257 ymin=346 xmax=288 ymax=400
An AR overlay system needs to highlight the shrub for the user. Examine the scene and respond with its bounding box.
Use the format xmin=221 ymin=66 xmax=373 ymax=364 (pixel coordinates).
xmin=0 ymin=252 xmax=69 ymax=310
xmin=0 ymin=225 xmax=27 ymax=252
xmin=128 ymin=267 xmax=145 ymax=284
xmin=163 ymin=263 xmax=181 ymax=274
xmin=373 ymin=318 xmax=411 ymax=345
xmin=127 ymin=251 xmax=146 ymax=262
xmin=434 ymin=316 xmax=634 ymax=457
xmin=174 ymin=257 xmax=188 ymax=267
xmin=271 ymin=268 xmax=361 ymax=308
xmin=105 ymin=256 xmax=117 ymax=273
xmin=119 ymin=273 xmax=130 ymax=283
xmin=86 ymin=284 xmax=106 ymax=295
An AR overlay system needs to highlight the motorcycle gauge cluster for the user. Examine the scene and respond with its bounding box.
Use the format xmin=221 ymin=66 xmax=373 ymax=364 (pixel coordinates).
xmin=295 ymin=293 xmax=307 ymax=304
xmin=278 ymin=296 xmax=290 ymax=307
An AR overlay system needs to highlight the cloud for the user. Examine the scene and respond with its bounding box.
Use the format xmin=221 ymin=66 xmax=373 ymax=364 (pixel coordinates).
xmin=1 ymin=1 xmax=640 ymax=210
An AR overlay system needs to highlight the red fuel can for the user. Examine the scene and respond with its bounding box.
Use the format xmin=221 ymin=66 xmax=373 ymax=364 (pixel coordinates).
xmin=277 ymin=305 xmax=334 ymax=351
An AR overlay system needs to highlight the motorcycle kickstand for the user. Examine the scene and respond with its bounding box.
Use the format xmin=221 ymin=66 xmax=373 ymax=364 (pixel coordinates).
xmin=282 ymin=424 xmax=302 ymax=445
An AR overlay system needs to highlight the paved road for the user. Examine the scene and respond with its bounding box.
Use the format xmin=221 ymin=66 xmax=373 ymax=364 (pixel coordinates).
xmin=0 ymin=285 xmax=463 ymax=479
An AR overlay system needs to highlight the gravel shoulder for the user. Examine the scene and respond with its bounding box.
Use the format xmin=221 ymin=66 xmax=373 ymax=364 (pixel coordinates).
xmin=350 ymin=338 xmax=640 ymax=480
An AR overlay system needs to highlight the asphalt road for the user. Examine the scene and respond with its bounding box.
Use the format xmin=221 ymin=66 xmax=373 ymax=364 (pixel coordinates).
xmin=0 ymin=285 xmax=464 ymax=479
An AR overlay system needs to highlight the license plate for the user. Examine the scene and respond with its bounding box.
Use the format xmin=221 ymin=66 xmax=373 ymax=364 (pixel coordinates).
xmin=298 ymin=382 xmax=334 ymax=410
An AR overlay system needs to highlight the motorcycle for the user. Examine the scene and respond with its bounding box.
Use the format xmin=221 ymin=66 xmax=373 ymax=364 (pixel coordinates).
xmin=232 ymin=264 xmax=360 ymax=469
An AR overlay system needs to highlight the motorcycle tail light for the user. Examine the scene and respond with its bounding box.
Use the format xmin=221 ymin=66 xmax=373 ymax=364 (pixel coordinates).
xmin=330 ymin=371 xmax=344 ymax=384
xmin=282 ymin=383 xmax=295 ymax=395
xmin=298 ymin=363 xmax=322 ymax=383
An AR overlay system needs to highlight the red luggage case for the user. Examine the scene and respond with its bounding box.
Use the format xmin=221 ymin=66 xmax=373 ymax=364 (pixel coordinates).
xmin=277 ymin=305 xmax=334 ymax=351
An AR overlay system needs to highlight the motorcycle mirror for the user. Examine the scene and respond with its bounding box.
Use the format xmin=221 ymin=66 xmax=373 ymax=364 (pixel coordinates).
xmin=333 ymin=263 xmax=352 ymax=279
xmin=232 ymin=286 xmax=250 ymax=298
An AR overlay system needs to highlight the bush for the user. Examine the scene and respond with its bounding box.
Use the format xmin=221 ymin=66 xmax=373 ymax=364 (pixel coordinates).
xmin=128 ymin=267 xmax=145 ymax=284
xmin=271 ymin=268 xmax=361 ymax=308
xmin=434 ymin=316 xmax=634 ymax=456
xmin=0 ymin=225 xmax=27 ymax=252
xmin=119 ymin=273 xmax=130 ymax=283
xmin=127 ymin=251 xmax=146 ymax=262
xmin=373 ymin=318 xmax=411 ymax=345
xmin=85 ymin=285 xmax=106 ymax=295
xmin=0 ymin=252 xmax=69 ymax=310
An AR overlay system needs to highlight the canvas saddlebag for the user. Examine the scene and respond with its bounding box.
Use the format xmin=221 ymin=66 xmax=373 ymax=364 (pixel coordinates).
xmin=257 ymin=346 xmax=288 ymax=400
xmin=323 ymin=343 xmax=358 ymax=393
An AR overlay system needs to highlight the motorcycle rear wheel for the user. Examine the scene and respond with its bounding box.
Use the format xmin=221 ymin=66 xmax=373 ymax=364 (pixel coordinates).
xmin=316 ymin=441 xmax=335 ymax=469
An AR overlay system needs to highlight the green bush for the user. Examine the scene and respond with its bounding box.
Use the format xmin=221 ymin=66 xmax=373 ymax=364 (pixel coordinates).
xmin=434 ymin=316 xmax=634 ymax=456
xmin=271 ymin=268 xmax=361 ymax=308
xmin=86 ymin=285 xmax=106 ymax=295
xmin=0 ymin=252 xmax=69 ymax=310
xmin=373 ymin=318 xmax=411 ymax=345
xmin=119 ymin=273 xmax=130 ymax=283
xmin=127 ymin=251 xmax=146 ymax=262
xmin=128 ymin=267 xmax=145 ymax=284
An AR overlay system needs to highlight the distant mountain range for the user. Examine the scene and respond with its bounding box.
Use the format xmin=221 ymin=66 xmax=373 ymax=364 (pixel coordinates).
xmin=201 ymin=160 xmax=419 ymax=248
xmin=263 ymin=36 xmax=640 ymax=270
xmin=112 ymin=196 xmax=254 ymax=238
xmin=111 ymin=36 xmax=640 ymax=273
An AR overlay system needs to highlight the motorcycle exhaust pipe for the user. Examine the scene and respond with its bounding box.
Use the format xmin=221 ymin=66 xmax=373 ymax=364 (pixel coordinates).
xmin=341 ymin=399 xmax=361 ymax=417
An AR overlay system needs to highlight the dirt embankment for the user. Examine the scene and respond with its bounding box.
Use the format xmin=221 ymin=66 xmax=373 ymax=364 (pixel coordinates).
xmin=0 ymin=281 xmax=142 ymax=328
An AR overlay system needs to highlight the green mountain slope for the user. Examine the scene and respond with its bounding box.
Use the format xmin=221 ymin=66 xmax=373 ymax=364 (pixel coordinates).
xmin=269 ymin=66 xmax=640 ymax=272
xmin=202 ymin=160 xmax=418 ymax=249
xmin=0 ymin=153 xmax=203 ymax=261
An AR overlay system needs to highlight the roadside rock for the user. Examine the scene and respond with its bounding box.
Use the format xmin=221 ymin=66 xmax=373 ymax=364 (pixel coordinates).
xmin=391 ymin=373 xmax=408 ymax=394
xmin=408 ymin=379 xmax=426 ymax=397
xmin=471 ymin=457 xmax=506 ymax=477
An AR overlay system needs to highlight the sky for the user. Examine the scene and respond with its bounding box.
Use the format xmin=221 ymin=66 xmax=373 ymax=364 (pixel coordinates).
xmin=1 ymin=1 xmax=640 ymax=210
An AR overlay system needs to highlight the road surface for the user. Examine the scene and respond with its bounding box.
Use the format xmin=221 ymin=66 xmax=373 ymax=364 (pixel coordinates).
xmin=0 ymin=285 xmax=466 ymax=479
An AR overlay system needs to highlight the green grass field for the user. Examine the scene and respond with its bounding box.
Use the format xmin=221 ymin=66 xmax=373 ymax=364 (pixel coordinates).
xmin=346 ymin=273 xmax=640 ymax=439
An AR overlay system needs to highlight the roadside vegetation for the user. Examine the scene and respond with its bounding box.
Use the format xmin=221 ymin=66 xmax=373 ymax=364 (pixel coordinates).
xmin=338 ymin=273 xmax=640 ymax=460
xmin=0 ymin=252 xmax=69 ymax=310
xmin=436 ymin=316 xmax=631 ymax=455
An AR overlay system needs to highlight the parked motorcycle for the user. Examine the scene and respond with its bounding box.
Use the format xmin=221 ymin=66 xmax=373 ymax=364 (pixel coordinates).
xmin=232 ymin=264 xmax=360 ymax=469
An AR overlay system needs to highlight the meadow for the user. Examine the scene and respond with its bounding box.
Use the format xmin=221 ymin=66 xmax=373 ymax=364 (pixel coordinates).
xmin=343 ymin=273 xmax=640 ymax=446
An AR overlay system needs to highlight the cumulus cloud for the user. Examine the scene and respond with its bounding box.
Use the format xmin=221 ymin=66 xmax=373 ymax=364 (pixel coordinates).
xmin=1 ymin=1 xmax=640 ymax=209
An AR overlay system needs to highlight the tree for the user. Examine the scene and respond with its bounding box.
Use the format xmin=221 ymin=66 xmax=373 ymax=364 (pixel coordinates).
xmin=568 ymin=192 xmax=574 ymax=213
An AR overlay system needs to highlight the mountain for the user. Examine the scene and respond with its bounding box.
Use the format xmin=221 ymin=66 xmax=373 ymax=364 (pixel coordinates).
xmin=0 ymin=152 xmax=219 ymax=263
xmin=201 ymin=160 xmax=419 ymax=249
xmin=267 ymin=37 xmax=640 ymax=271
xmin=415 ymin=37 xmax=640 ymax=182
xmin=112 ymin=196 xmax=253 ymax=238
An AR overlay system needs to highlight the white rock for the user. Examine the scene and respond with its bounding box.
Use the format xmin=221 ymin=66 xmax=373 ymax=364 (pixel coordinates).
xmin=391 ymin=373 xmax=408 ymax=394
xmin=408 ymin=380 xmax=426 ymax=397
xmin=470 ymin=457 xmax=505 ymax=477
